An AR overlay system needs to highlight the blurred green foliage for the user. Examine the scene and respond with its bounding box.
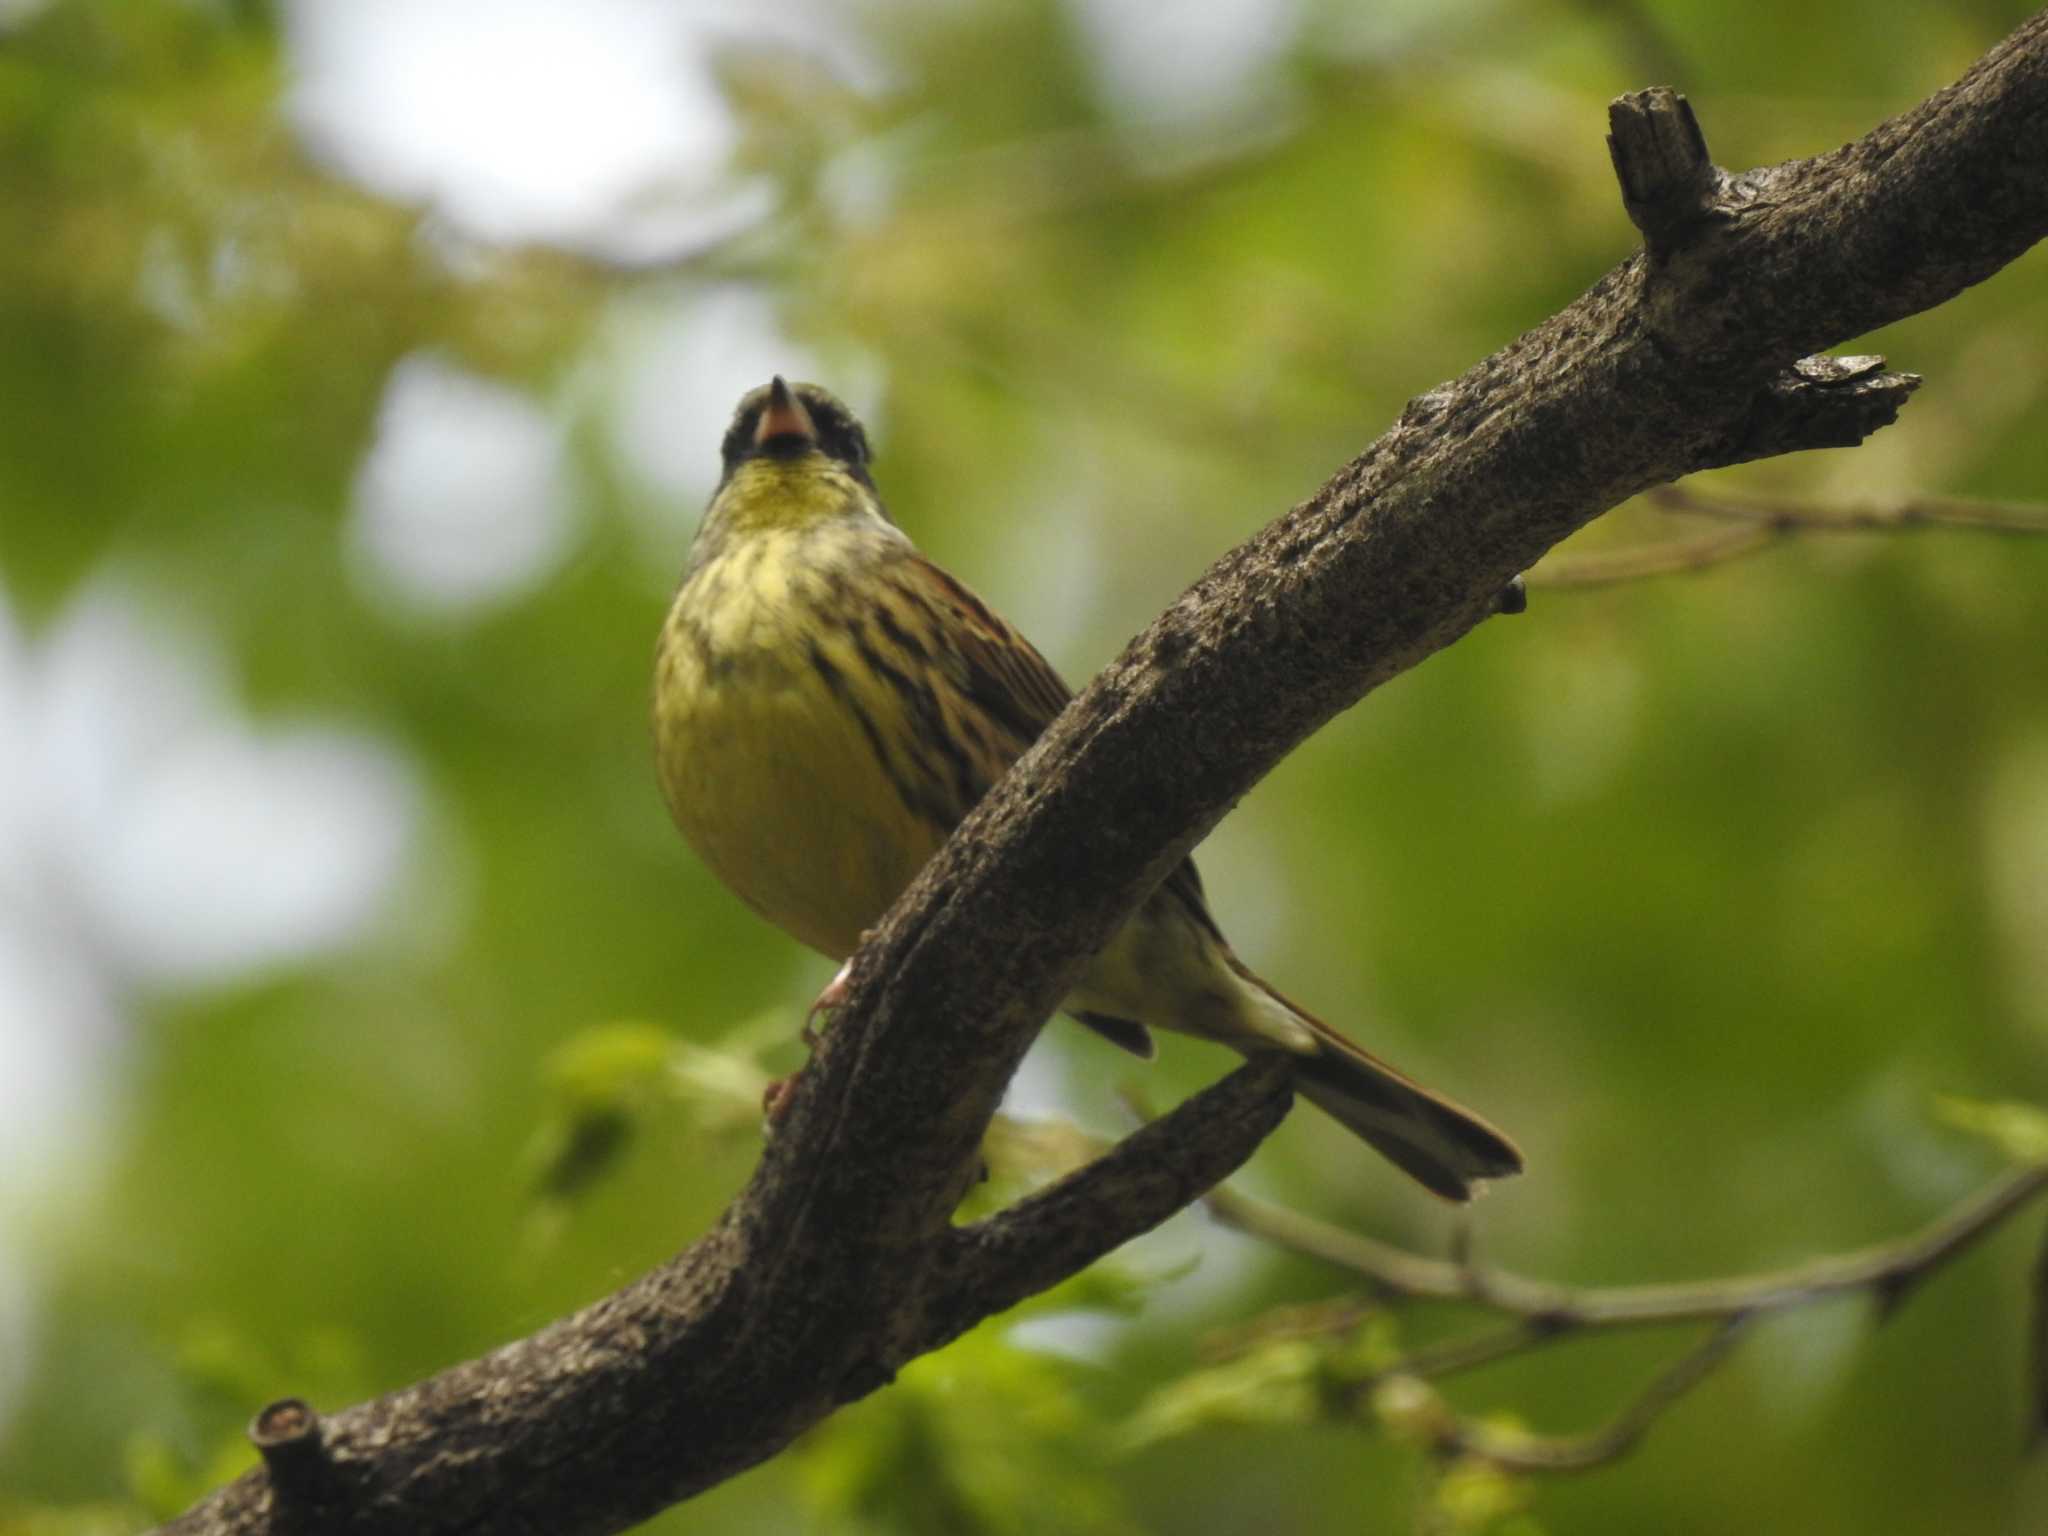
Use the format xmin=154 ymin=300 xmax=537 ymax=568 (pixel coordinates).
xmin=4 ymin=1 xmax=2048 ymax=1534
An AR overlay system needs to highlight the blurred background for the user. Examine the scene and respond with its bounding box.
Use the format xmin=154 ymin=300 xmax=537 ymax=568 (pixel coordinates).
xmin=3 ymin=1 xmax=2046 ymax=1532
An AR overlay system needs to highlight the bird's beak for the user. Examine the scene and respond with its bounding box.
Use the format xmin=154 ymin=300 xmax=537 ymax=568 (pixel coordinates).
xmin=754 ymin=376 xmax=817 ymax=447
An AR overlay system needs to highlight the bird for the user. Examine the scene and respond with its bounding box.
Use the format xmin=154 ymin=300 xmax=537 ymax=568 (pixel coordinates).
xmin=652 ymin=377 xmax=1523 ymax=1200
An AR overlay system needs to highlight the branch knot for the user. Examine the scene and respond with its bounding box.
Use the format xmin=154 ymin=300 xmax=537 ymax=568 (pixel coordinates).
xmin=1607 ymin=88 xmax=1725 ymax=258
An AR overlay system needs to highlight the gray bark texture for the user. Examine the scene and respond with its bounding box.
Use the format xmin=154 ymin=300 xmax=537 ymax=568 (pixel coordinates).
xmin=161 ymin=15 xmax=2048 ymax=1535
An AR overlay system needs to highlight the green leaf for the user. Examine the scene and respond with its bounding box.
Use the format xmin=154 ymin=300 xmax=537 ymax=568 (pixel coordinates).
xmin=523 ymin=1021 xmax=677 ymax=1203
xmin=799 ymin=1332 xmax=1141 ymax=1536
xmin=543 ymin=1020 xmax=679 ymax=1108
xmin=1934 ymin=1096 xmax=2048 ymax=1165
xmin=1429 ymin=1456 xmax=1540 ymax=1536
xmin=1370 ymin=1374 xmax=1457 ymax=1451
xmin=1117 ymin=1339 xmax=1323 ymax=1452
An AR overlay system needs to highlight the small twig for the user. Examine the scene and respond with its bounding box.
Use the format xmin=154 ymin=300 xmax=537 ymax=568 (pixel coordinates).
xmin=1386 ymin=1318 xmax=1559 ymax=1383
xmin=1527 ymin=519 xmax=1776 ymax=586
xmin=1206 ymin=1164 xmax=2048 ymax=1330
xmin=1454 ymin=1317 xmax=1753 ymax=1473
xmin=1203 ymin=1164 xmax=2048 ymax=1475
xmin=1531 ymin=483 xmax=2048 ymax=587
xmin=1649 ymin=482 xmax=2048 ymax=534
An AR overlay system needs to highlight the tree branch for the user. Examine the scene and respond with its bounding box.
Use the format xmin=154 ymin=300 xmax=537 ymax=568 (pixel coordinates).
xmin=1531 ymin=518 xmax=1778 ymax=586
xmin=1653 ymin=482 xmax=2048 ymax=534
xmin=1209 ymin=1164 xmax=2048 ymax=1330
xmin=1533 ymin=482 xmax=2048 ymax=587
xmin=160 ymin=16 xmax=2048 ymax=1533
xmin=917 ymin=1058 xmax=1294 ymax=1353
xmin=1200 ymin=1164 xmax=2048 ymax=1471
xmin=1453 ymin=1318 xmax=1753 ymax=1473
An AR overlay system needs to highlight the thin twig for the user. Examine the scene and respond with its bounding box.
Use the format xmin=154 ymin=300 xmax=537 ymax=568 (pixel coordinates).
xmin=1652 ymin=483 xmax=2048 ymax=533
xmin=1530 ymin=484 xmax=2048 ymax=587
xmin=1203 ymin=1164 xmax=2048 ymax=1474
xmin=1526 ymin=519 xmax=1776 ymax=585
xmin=1206 ymin=1164 xmax=2048 ymax=1330
xmin=1452 ymin=1317 xmax=1753 ymax=1473
xmin=1388 ymin=1318 xmax=1560 ymax=1382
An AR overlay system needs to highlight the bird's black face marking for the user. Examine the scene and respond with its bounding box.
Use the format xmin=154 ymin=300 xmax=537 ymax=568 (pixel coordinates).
xmin=720 ymin=381 xmax=875 ymax=486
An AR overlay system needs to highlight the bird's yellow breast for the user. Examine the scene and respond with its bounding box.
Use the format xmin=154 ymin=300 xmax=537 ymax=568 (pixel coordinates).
xmin=654 ymin=503 xmax=941 ymax=959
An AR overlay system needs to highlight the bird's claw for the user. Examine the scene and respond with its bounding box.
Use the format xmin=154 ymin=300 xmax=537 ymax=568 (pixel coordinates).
xmin=762 ymin=1069 xmax=803 ymax=1122
xmin=804 ymin=957 xmax=856 ymax=1048
xmin=776 ymin=939 xmax=876 ymax=1119
xmin=804 ymin=931 xmax=876 ymax=1047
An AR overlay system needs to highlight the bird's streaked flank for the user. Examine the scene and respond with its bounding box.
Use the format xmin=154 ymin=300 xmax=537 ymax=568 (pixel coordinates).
xmin=654 ymin=378 xmax=1522 ymax=1200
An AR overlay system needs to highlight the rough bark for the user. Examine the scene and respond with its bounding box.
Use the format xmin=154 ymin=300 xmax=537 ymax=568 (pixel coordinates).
xmin=162 ymin=16 xmax=2048 ymax=1535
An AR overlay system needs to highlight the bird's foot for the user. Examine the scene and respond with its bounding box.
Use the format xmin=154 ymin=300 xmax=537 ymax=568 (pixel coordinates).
xmin=803 ymin=958 xmax=856 ymax=1049
xmin=763 ymin=1068 xmax=804 ymax=1122
xmin=778 ymin=938 xmax=877 ymax=1114
xmin=803 ymin=933 xmax=874 ymax=1047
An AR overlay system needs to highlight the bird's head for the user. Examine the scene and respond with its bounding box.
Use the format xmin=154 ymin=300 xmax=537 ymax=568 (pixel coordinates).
xmin=719 ymin=377 xmax=874 ymax=485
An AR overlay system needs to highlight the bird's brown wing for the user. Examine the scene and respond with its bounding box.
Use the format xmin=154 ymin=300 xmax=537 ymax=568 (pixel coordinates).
xmin=888 ymin=553 xmax=1073 ymax=753
xmin=886 ymin=553 xmax=1221 ymax=1052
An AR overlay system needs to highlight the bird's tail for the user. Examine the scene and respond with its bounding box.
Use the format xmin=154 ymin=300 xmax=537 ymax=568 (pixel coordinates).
xmin=1232 ymin=964 xmax=1523 ymax=1202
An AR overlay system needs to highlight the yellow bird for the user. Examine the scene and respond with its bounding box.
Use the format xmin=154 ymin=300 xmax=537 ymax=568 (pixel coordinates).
xmin=654 ymin=378 xmax=1522 ymax=1200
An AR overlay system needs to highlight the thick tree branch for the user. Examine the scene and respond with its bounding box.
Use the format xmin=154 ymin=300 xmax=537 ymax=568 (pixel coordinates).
xmin=917 ymin=1058 xmax=1294 ymax=1353
xmin=161 ymin=16 xmax=2048 ymax=1534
